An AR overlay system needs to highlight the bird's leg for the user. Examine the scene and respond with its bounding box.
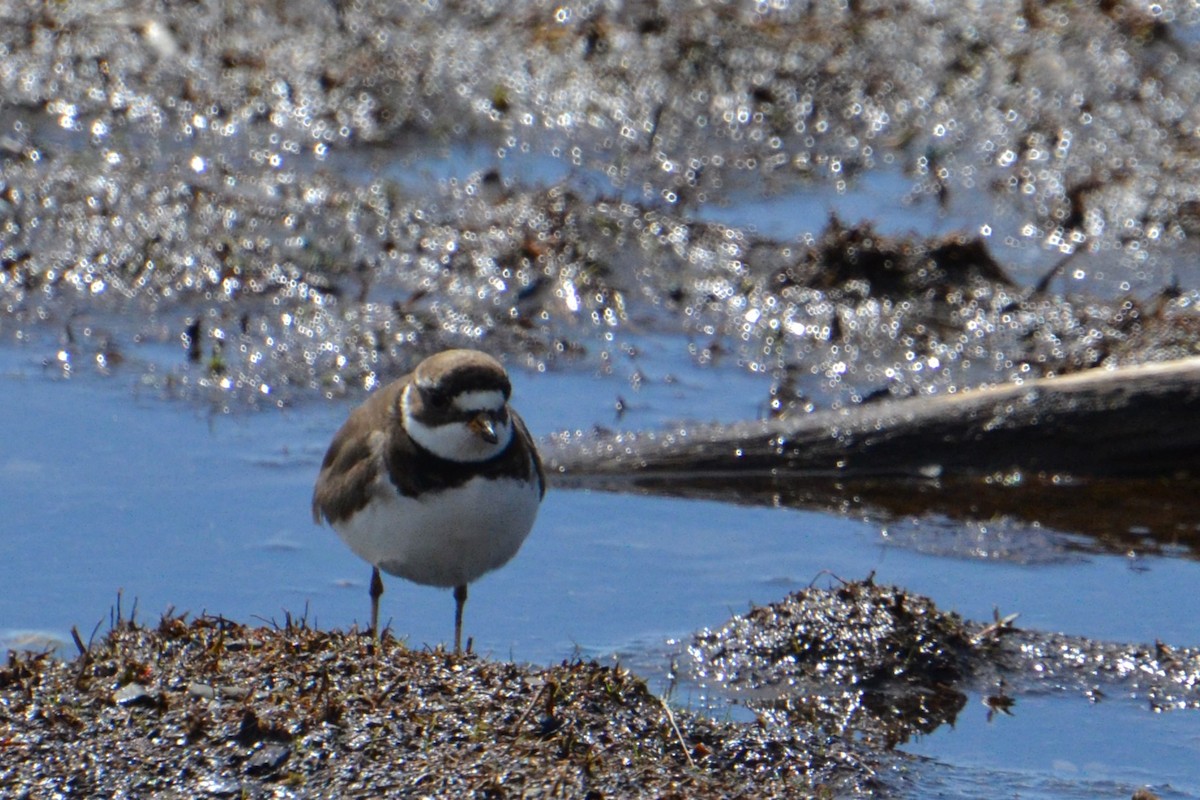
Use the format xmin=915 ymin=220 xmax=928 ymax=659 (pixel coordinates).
xmin=453 ymin=584 xmax=468 ymax=654
xmin=369 ymin=566 xmax=384 ymax=639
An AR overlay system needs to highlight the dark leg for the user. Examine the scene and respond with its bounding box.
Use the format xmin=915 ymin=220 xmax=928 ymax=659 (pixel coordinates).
xmin=453 ymin=584 xmax=468 ymax=654
xmin=369 ymin=566 xmax=384 ymax=639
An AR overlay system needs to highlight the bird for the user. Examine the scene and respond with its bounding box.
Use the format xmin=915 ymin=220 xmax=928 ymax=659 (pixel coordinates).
xmin=312 ymin=349 xmax=544 ymax=653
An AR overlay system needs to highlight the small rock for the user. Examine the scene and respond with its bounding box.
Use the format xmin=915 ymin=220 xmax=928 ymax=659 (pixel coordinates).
xmin=245 ymin=742 xmax=291 ymax=775
xmin=193 ymin=776 xmax=243 ymax=797
xmin=188 ymin=682 xmax=249 ymax=701
xmin=113 ymin=682 xmax=158 ymax=707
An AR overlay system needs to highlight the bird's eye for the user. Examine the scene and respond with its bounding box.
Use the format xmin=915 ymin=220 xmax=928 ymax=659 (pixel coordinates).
xmin=427 ymin=389 xmax=451 ymax=409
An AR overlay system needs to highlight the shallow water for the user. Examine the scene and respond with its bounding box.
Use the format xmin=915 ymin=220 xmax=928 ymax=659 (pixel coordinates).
xmin=3 ymin=341 xmax=1198 ymax=797
xmin=902 ymin=692 xmax=1200 ymax=799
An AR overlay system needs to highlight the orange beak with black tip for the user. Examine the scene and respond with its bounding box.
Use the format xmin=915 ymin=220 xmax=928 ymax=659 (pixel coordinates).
xmin=468 ymin=412 xmax=500 ymax=444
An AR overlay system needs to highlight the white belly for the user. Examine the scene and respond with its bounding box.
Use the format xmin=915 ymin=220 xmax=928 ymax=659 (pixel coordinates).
xmin=332 ymin=475 xmax=541 ymax=588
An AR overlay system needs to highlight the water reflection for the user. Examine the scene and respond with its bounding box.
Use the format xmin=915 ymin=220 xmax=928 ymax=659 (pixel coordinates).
xmin=567 ymin=472 xmax=1200 ymax=560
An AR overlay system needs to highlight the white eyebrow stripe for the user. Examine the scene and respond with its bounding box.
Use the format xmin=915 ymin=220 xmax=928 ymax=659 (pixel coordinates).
xmin=453 ymin=389 xmax=507 ymax=413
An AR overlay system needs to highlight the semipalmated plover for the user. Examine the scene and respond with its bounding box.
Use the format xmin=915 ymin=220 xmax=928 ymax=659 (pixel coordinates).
xmin=313 ymin=349 xmax=544 ymax=653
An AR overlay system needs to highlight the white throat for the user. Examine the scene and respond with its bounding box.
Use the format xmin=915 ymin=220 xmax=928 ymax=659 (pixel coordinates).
xmin=401 ymin=383 xmax=513 ymax=463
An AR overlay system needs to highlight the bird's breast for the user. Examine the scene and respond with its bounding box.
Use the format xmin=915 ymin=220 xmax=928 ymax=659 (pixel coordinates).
xmin=333 ymin=472 xmax=542 ymax=588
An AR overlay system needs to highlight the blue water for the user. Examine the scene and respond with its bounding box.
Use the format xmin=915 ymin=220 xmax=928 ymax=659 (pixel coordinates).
xmin=2 ymin=340 xmax=1199 ymax=797
xmin=902 ymin=693 xmax=1200 ymax=799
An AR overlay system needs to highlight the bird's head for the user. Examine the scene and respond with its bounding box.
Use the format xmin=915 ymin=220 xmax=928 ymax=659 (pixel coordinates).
xmin=401 ymin=349 xmax=514 ymax=462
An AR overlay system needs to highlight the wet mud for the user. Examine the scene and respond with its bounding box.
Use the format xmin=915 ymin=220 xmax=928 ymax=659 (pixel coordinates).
xmin=688 ymin=578 xmax=1200 ymax=749
xmin=0 ymin=613 xmax=885 ymax=798
xmin=3 ymin=0 xmax=1200 ymax=410
xmin=4 ymin=582 xmax=1194 ymax=797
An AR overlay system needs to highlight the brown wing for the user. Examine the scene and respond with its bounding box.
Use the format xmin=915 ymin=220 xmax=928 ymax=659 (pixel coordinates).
xmin=311 ymin=380 xmax=404 ymax=526
xmin=510 ymin=410 xmax=546 ymax=499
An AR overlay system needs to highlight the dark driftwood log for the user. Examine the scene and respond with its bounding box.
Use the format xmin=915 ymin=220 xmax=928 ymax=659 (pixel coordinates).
xmin=547 ymin=356 xmax=1200 ymax=481
xmin=544 ymin=358 xmax=1200 ymax=553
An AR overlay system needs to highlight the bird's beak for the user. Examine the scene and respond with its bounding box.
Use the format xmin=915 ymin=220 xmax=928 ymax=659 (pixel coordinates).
xmin=469 ymin=412 xmax=499 ymax=444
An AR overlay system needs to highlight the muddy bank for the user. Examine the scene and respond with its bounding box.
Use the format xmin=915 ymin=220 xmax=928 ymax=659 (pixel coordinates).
xmin=3 ymin=0 xmax=1200 ymax=411
xmin=0 ymin=613 xmax=885 ymax=798
xmin=688 ymin=578 xmax=1200 ymax=752
xmin=4 ymin=580 xmax=1192 ymax=797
